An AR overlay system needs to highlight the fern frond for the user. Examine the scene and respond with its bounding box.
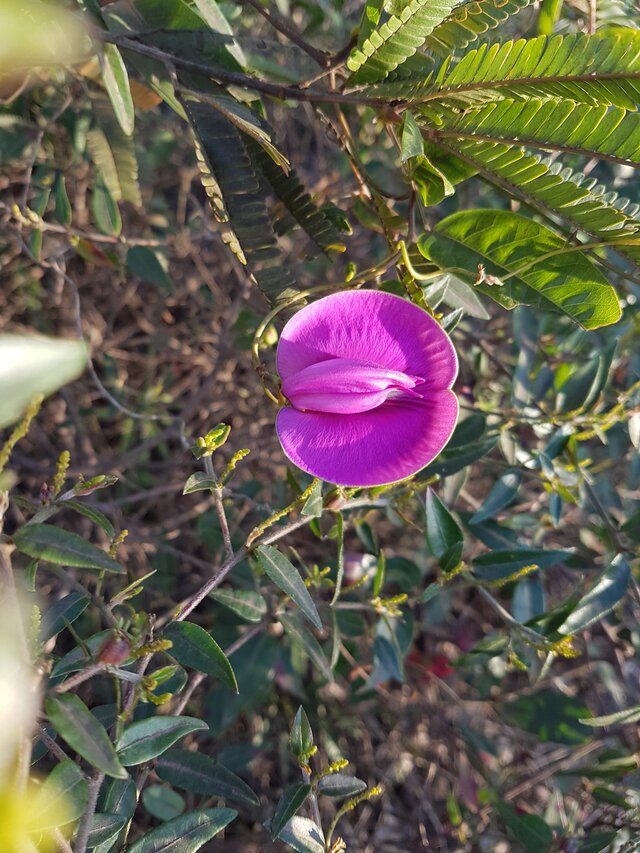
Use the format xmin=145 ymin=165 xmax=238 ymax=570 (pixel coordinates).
xmin=347 ymin=0 xmax=463 ymax=85
xmin=186 ymin=101 xmax=298 ymax=304
xmin=441 ymin=139 xmax=640 ymax=259
xmin=425 ymin=0 xmax=534 ymax=56
xmin=246 ymin=139 xmax=347 ymax=255
xmin=429 ymin=98 xmax=640 ymax=166
xmin=423 ymin=31 xmax=640 ymax=108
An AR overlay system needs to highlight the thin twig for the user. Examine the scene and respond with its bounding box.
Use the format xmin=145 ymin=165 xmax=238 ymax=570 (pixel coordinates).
xmin=73 ymin=770 xmax=104 ymax=853
xmin=94 ymin=30 xmax=387 ymax=107
xmin=236 ymin=0 xmax=328 ymax=67
xmin=204 ymin=456 xmax=233 ymax=561
xmin=37 ymin=725 xmax=71 ymax=764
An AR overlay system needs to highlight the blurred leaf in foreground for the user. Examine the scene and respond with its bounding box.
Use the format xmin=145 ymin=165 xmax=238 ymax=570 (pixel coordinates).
xmin=0 ymin=335 xmax=87 ymax=428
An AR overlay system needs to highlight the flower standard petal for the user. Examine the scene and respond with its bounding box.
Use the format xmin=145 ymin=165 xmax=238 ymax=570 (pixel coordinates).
xmin=277 ymin=290 xmax=458 ymax=390
xmin=276 ymin=389 xmax=459 ymax=487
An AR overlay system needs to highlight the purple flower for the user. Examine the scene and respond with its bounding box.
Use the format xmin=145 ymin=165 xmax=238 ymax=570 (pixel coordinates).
xmin=275 ymin=290 xmax=458 ymax=487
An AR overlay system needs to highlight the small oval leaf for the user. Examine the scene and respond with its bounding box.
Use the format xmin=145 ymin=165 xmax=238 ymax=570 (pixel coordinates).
xmin=254 ymin=545 xmax=322 ymax=630
xmin=14 ymin=524 xmax=123 ymax=573
xmin=45 ymin=695 xmax=127 ymax=779
xmin=163 ymin=621 xmax=238 ymax=693
xmin=117 ymin=716 xmax=209 ymax=766
xmin=127 ymin=808 xmax=237 ymax=853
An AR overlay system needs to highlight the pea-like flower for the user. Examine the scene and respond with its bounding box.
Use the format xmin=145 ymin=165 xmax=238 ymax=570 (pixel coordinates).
xmin=276 ymin=290 xmax=458 ymax=487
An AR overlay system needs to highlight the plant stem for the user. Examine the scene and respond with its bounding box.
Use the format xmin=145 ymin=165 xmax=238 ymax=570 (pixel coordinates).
xmin=94 ymin=30 xmax=387 ymax=107
xmin=74 ymin=770 xmax=104 ymax=853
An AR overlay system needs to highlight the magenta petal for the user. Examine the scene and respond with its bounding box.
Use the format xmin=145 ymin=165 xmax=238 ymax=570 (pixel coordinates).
xmin=281 ymin=357 xmax=421 ymax=414
xmin=276 ymin=390 xmax=459 ymax=487
xmin=277 ymin=290 xmax=457 ymax=390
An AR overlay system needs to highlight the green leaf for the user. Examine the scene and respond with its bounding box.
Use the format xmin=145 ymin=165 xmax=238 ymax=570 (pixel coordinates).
xmin=555 ymin=343 xmax=616 ymax=414
xmin=346 ymin=0 xmax=462 ymax=84
xmin=210 ymin=588 xmax=267 ymax=622
xmin=538 ymin=0 xmax=563 ymax=34
xmin=53 ymin=172 xmax=72 ymax=226
xmin=45 ymin=695 xmax=127 ymax=779
xmin=401 ymin=111 xmax=424 ymax=161
xmin=441 ymin=142 xmax=640 ymax=262
xmin=419 ymin=209 xmax=621 ymax=330
xmin=470 ymin=469 xmax=522 ymax=524
xmin=494 ymin=802 xmax=553 ymax=853
xmin=87 ymin=99 xmax=141 ymax=205
xmin=183 ymin=473 xmax=218 ymax=494
xmin=127 ymin=808 xmax=237 ymax=853
xmin=163 ymin=621 xmax=238 ymax=692
xmin=31 ymin=760 xmax=88 ymax=830
xmin=580 ymin=705 xmax=640 ymax=727
xmin=86 ymin=814 xmax=128 ymax=847
xmin=156 ymin=748 xmax=259 ymax=806
xmin=330 ymin=511 xmax=345 ymax=605
xmin=0 ymin=334 xmax=87 ymax=428
xmin=301 ymin=480 xmax=324 ymax=517
xmin=577 ymin=833 xmax=618 ymax=853
xmin=192 ymin=0 xmax=246 ymax=66
xmin=64 ymin=500 xmax=116 ymax=540
xmin=100 ymin=44 xmax=134 ymax=136
xmin=499 ymin=689 xmax=591 ymax=744
xmin=372 ymin=634 xmax=404 ymax=683
xmin=126 ymin=247 xmax=173 ymax=293
xmin=91 ymin=176 xmax=122 ymax=236
xmin=473 ymin=547 xmax=572 ymax=581
xmin=426 ymin=0 xmax=533 ymax=55
xmin=280 ymin=613 xmax=333 ymax=682
xmin=116 ymin=716 xmax=209 ymax=766
xmin=512 ymin=577 xmax=545 ymax=623
xmin=290 ymin=706 xmax=313 ymax=759
xmin=425 ymin=488 xmax=463 ymax=573
xmin=271 ymin=783 xmax=311 ymax=840
xmin=186 ymin=101 xmax=298 ymax=304
xmin=557 ymin=555 xmax=630 ymax=636
xmin=41 ymin=591 xmax=90 ymax=642
xmin=422 ymin=434 xmax=498 ymax=478
xmin=142 ymin=785 xmax=185 ymax=821
xmin=430 ymin=32 xmax=640 ymax=110
xmin=254 ymin=545 xmax=322 ymax=630
xmin=317 ymin=774 xmax=367 ymax=798
xmin=433 ymin=98 xmax=640 ymax=168
xmin=93 ymin=778 xmax=136 ymax=853
xmin=276 ymin=816 xmax=325 ymax=853
xmin=14 ymin=524 xmax=123 ymax=573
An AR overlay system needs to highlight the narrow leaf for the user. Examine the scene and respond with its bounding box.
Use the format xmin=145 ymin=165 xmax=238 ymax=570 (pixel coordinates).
xmin=31 ymin=760 xmax=88 ymax=830
xmin=277 ymin=816 xmax=325 ymax=853
xmin=255 ymin=545 xmax=322 ymax=630
xmin=210 ymin=588 xmax=267 ymax=622
xmin=0 ymin=334 xmax=87 ymax=428
xmin=117 ymin=716 xmax=209 ymax=766
xmin=164 ymin=621 xmax=238 ymax=692
xmin=100 ymin=44 xmax=134 ymax=136
xmin=45 ymin=695 xmax=127 ymax=779
xmin=14 ymin=524 xmax=123 ymax=573
xmin=271 ymin=783 xmax=311 ymax=840
xmin=557 ymin=555 xmax=630 ymax=635
xmin=127 ymin=808 xmax=237 ymax=853
xmin=156 ymin=748 xmax=259 ymax=806
xmin=280 ymin=613 xmax=333 ymax=681
xmin=470 ymin=469 xmax=522 ymax=524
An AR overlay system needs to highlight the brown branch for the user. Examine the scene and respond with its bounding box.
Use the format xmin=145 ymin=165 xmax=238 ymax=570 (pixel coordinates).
xmin=235 ymin=0 xmax=328 ymax=67
xmin=94 ymin=30 xmax=387 ymax=107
